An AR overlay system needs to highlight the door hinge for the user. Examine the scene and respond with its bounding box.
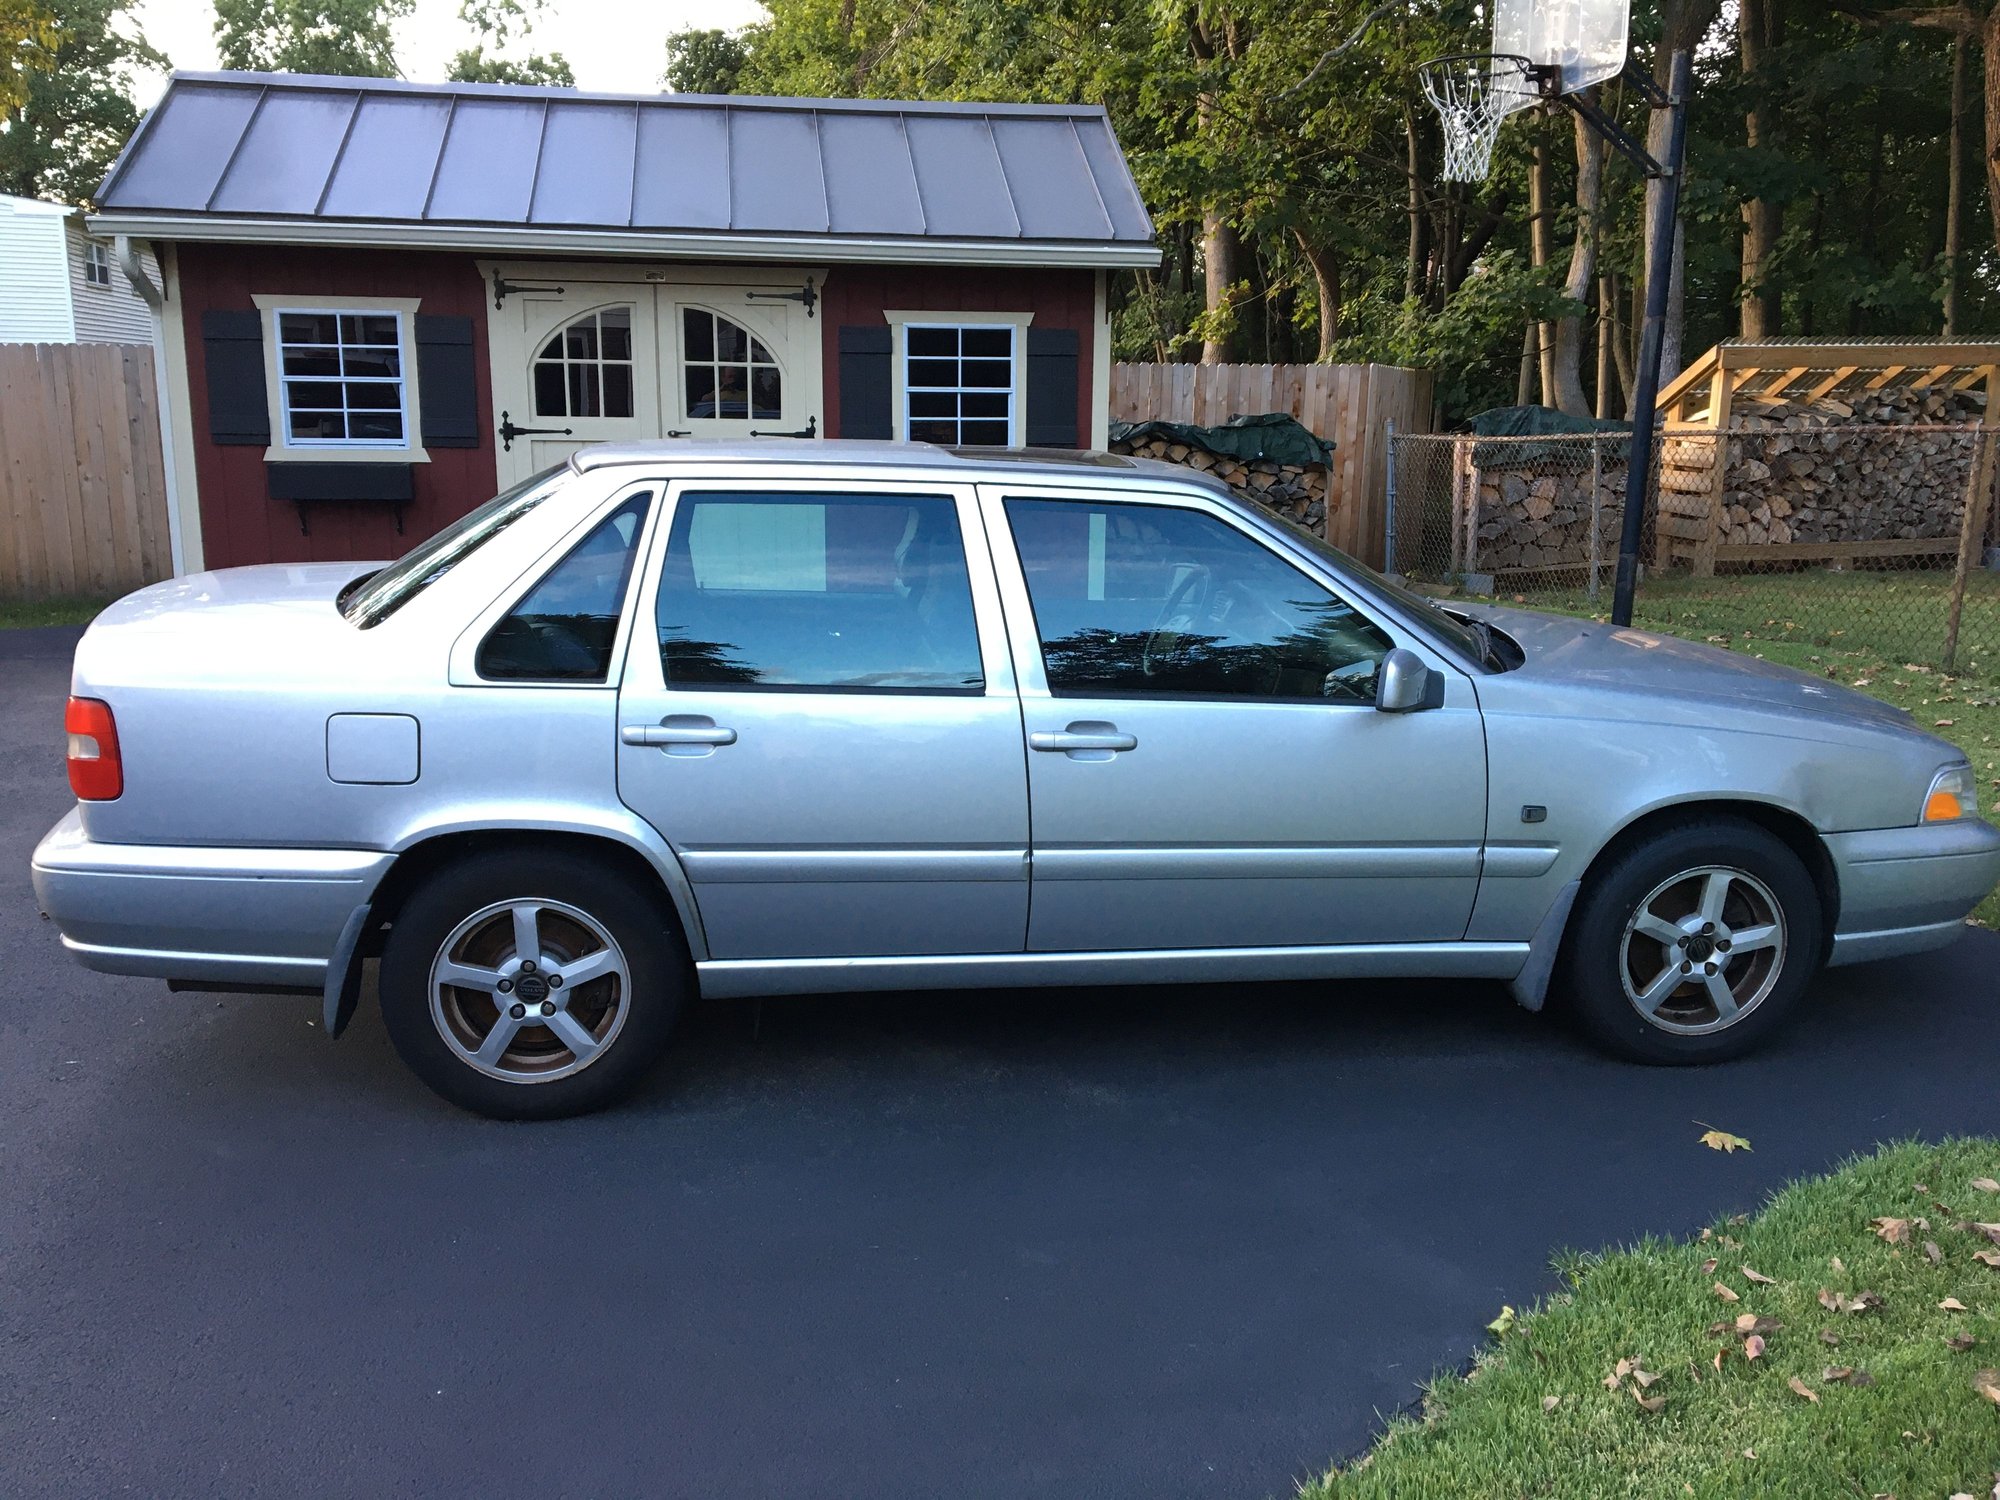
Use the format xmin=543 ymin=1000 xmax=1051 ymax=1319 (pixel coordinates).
xmin=492 ymin=271 xmax=566 ymax=308
xmin=745 ymin=277 xmax=817 ymax=317
xmin=498 ymin=410 xmax=574 ymax=452
xmin=749 ymin=416 xmax=818 ymax=440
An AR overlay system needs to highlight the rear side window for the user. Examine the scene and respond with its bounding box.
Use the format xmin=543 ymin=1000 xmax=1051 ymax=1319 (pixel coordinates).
xmin=478 ymin=493 xmax=652 ymax=681
xmin=656 ymin=492 xmax=983 ymax=692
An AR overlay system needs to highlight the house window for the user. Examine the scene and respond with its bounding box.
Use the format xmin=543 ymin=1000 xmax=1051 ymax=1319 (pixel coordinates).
xmin=275 ymin=309 xmax=407 ymax=447
xmin=534 ymin=306 xmax=635 ymax=419
xmin=903 ymin=324 xmax=1017 ymax=446
xmin=683 ymin=308 xmax=781 ymax=421
xmin=83 ymin=241 xmax=112 ymax=288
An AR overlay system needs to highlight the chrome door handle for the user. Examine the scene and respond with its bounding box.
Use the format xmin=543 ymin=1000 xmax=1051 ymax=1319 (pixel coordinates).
xmin=1029 ymin=725 xmax=1137 ymax=753
xmin=621 ymin=720 xmax=738 ymax=747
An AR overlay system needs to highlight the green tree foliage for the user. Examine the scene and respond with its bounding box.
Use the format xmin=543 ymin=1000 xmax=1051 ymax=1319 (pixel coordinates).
xmin=673 ymin=0 xmax=1992 ymax=419
xmin=213 ymin=0 xmax=410 ymax=76
xmin=0 ymin=0 xmax=160 ymax=204
xmin=448 ymin=0 xmax=571 ymax=87
xmin=1 ymin=0 xmax=56 ymax=114
xmin=664 ymin=27 xmax=748 ymax=94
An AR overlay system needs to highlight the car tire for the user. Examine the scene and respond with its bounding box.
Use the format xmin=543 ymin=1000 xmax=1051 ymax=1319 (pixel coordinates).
xmin=379 ymin=849 xmax=688 ymax=1119
xmin=1554 ymin=818 xmax=1825 ymax=1065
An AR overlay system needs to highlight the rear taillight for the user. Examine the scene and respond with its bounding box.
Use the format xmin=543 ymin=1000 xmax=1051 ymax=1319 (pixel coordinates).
xmin=65 ymin=696 xmax=122 ymax=800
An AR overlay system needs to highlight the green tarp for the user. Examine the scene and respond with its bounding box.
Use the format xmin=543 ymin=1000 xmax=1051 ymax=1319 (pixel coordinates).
xmin=1467 ymin=404 xmax=1632 ymax=469
xmin=1109 ymin=411 xmax=1334 ymax=467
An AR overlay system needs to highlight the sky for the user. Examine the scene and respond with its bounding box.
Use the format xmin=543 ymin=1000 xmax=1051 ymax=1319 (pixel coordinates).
xmin=129 ymin=0 xmax=767 ymax=103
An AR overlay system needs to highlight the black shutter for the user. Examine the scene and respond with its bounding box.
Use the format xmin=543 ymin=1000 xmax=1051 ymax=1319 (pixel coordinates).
xmin=201 ymin=310 xmax=271 ymax=446
xmin=415 ymin=314 xmax=480 ymax=448
xmin=837 ymin=325 xmax=892 ymax=439
xmin=1024 ymin=327 xmax=1080 ymax=448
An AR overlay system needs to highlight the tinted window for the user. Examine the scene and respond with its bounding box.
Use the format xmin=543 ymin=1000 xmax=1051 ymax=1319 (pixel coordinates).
xmin=1005 ymin=498 xmax=1394 ymax=701
xmin=658 ymin=493 xmax=984 ymax=692
xmin=342 ymin=466 xmax=566 ymax=628
xmin=478 ymin=493 xmax=652 ymax=681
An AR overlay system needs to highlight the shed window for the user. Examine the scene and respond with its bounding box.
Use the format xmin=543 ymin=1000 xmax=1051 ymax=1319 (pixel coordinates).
xmin=534 ymin=306 xmax=635 ymax=419
xmin=904 ymin=324 xmax=1017 ymax=446
xmin=83 ymin=241 xmax=112 ymax=288
xmin=276 ymin=309 xmax=407 ymax=446
xmin=682 ymin=308 xmax=781 ymax=421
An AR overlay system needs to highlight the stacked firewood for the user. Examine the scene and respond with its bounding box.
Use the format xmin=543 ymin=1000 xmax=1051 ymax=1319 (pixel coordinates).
xmin=1109 ymin=435 xmax=1331 ymax=533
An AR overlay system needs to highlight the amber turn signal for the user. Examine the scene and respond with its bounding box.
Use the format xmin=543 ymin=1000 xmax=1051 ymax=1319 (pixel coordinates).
xmin=1921 ymin=764 xmax=1976 ymax=824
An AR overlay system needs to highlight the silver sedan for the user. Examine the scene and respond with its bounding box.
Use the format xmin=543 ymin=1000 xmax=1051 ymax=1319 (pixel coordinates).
xmin=32 ymin=443 xmax=2000 ymax=1118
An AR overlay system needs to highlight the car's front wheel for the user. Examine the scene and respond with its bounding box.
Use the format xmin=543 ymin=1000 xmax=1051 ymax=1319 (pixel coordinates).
xmin=1555 ymin=818 xmax=1825 ymax=1064
xmin=379 ymin=850 xmax=687 ymax=1118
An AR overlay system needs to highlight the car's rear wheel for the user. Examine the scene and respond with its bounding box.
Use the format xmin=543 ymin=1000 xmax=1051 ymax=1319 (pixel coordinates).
xmin=1555 ymin=818 xmax=1824 ymax=1064
xmin=379 ymin=850 xmax=686 ymax=1118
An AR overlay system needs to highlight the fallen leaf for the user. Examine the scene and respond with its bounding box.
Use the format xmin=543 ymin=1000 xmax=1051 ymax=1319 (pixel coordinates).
xmin=1937 ymin=719 xmax=1956 ymax=728
xmin=1604 ymin=1357 xmax=1633 ymax=1391
xmin=1821 ymin=1329 xmax=1842 ymax=1346
xmin=1916 ymin=1184 xmax=1932 ymax=1195
xmin=1700 ymin=1257 xmax=1719 ymax=1275
xmin=1729 ymin=1213 xmax=1749 ymax=1226
xmin=1788 ymin=1375 xmax=1820 ymax=1403
xmin=1541 ymin=1394 xmax=1561 ymax=1413
xmin=1714 ymin=1281 xmax=1741 ymax=1303
xmin=1633 ymin=1388 xmax=1667 ymax=1413
xmin=1948 ymin=1333 xmax=1978 ymax=1352
xmin=1975 ymin=1249 xmax=2000 ymax=1269
xmin=1972 ymin=1178 xmax=2000 ymax=1194
xmin=1972 ymin=1223 xmax=2000 ymax=1246
xmin=1742 ymin=1265 xmax=1777 ymax=1285
xmin=1874 ymin=1216 xmax=1913 ymax=1245
xmin=1699 ymin=1127 xmax=1752 ymax=1154
xmin=1744 ymin=1334 xmax=1766 ymax=1360
xmin=1832 ymin=1256 xmax=1847 ymax=1274
xmin=1487 ymin=1305 xmax=1517 ymax=1337
xmin=1824 ymin=1365 xmax=1854 ymax=1381
xmin=1713 ymin=1347 xmax=1726 ymax=1372
xmin=1942 ymin=1298 xmax=1970 ymax=1312
xmin=1631 ymin=1367 xmax=1662 ymax=1390
xmin=1975 ymin=1370 xmax=2000 ymax=1407
xmin=1927 ymin=1242 xmax=1945 ymax=1267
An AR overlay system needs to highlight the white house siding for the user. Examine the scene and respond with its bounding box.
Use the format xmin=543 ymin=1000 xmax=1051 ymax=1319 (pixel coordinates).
xmin=0 ymin=195 xmax=76 ymax=341
xmin=65 ymin=220 xmax=157 ymax=344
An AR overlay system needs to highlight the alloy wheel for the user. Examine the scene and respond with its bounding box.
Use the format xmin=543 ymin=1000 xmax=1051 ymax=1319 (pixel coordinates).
xmin=1618 ymin=864 xmax=1788 ymax=1036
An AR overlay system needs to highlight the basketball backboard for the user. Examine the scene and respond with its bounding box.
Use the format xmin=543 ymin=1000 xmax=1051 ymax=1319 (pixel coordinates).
xmin=1491 ymin=0 xmax=1630 ymax=98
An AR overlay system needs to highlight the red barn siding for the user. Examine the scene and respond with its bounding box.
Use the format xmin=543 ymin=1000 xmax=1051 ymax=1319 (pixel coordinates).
xmin=177 ymin=244 xmax=495 ymax=570
xmin=819 ymin=265 xmax=1095 ymax=441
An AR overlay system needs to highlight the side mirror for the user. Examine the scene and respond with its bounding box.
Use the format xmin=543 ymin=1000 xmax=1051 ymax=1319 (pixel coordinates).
xmin=1374 ymin=648 xmax=1433 ymax=713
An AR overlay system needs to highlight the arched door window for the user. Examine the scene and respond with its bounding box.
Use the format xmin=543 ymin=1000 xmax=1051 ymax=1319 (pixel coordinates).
xmin=534 ymin=306 xmax=635 ymax=419
xmin=682 ymin=308 xmax=782 ymax=422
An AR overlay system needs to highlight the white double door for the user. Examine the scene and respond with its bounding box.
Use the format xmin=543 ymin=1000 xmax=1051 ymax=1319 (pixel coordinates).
xmin=485 ymin=264 xmax=824 ymax=485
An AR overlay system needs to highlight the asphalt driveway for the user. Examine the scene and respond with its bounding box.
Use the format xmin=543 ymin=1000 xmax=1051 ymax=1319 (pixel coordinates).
xmin=4 ymin=623 xmax=1998 ymax=1499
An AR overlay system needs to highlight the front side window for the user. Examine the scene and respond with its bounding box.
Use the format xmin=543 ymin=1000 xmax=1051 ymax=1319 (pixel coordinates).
xmin=534 ymin=306 xmax=635 ymax=419
xmin=342 ymin=466 xmax=566 ymax=628
xmin=276 ymin=309 xmax=406 ymax=446
xmin=657 ymin=493 xmax=983 ymax=693
xmin=904 ymin=325 xmax=1015 ymax=446
xmin=1005 ymin=498 xmax=1395 ymax=702
xmin=683 ymin=308 xmax=781 ymax=421
xmin=479 ymin=494 xmax=652 ymax=681
xmin=83 ymin=241 xmax=112 ymax=287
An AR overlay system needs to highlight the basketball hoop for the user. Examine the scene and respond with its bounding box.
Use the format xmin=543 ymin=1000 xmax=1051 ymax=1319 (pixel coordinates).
xmin=1419 ymin=53 xmax=1542 ymax=182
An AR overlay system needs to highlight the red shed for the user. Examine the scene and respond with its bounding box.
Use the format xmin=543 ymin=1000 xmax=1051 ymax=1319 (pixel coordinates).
xmin=87 ymin=72 xmax=1158 ymax=571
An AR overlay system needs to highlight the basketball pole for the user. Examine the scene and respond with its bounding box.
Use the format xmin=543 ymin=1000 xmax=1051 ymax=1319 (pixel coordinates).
xmin=1610 ymin=47 xmax=1693 ymax=628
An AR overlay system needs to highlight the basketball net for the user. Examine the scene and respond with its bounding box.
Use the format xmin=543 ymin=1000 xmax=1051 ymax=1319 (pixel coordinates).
xmin=1420 ymin=54 xmax=1539 ymax=182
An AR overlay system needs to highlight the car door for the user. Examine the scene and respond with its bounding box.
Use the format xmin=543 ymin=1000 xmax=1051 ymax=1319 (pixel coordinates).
xmin=616 ymin=477 xmax=1029 ymax=960
xmin=983 ymin=485 xmax=1489 ymax=952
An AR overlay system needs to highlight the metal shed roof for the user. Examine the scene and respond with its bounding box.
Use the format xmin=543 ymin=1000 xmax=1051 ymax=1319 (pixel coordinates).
xmin=90 ymin=72 xmax=1159 ymax=269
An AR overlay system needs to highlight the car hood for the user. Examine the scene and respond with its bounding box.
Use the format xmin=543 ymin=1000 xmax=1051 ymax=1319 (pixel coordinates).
xmin=1461 ymin=603 xmax=1925 ymax=737
xmin=74 ymin=563 xmax=387 ymax=691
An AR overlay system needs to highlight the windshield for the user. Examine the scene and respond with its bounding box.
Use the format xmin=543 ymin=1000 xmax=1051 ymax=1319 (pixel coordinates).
xmin=1272 ymin=520 xmax=1492 ymax=665
xmin=341 ymin=466 xmax=568 ymax=628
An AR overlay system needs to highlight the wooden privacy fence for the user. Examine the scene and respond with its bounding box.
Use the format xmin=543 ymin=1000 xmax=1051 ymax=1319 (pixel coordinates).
xmin=1109 ymin=362 xmax=1434 ymax=557
xmin=0 ymin=342 xmax=172 ymax=600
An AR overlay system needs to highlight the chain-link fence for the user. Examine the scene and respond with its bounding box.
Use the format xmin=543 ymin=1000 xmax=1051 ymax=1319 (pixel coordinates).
xmin=1386 ymin=424 xmax=2000 ymax=677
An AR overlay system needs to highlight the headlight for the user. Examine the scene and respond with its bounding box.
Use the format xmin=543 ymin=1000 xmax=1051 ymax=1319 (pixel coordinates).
xmin=1922 ymin=764 xmax=1979 ymax=823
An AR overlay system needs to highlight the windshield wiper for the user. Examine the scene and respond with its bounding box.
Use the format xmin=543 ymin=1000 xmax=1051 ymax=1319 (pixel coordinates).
xmin=1446 ymin=609 xmax=1504 ymax=672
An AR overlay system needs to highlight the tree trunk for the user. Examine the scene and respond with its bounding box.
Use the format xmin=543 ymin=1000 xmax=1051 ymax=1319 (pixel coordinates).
xmin=1738 ymin=0 xmax=1783 ymax=338
xmin=1517 ymin=323 xmax=1537 ymax=406
xmin=1405 ymin=107 xmax=1427 ymax=303
xmin=1293 ymin=229 xmax=1340 ymax=359
xmin=1530 ymin=117 xmax=1555 ymax=404
xmin=1201 ymin=207 xmax=1239 ymax=364
xmin=1551 ymin=107 xmax=1602 ymax=418
xmin=1643 ymin=0 xmax=1721 ymax=392
xmin=1977 ymin=7 xmax=2000 ymax=269
xmin=1597 ymin=272 xmax=1621 ymax=417
xmin=1946 ymin=33 xmax=1969 ymax=333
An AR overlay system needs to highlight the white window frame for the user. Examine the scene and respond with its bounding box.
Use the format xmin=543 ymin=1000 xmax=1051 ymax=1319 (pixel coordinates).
xmin=253 ymin=293 xmax=429 ymax=465
xmin=884 ymin=310 xmax=1034 ymax=447
xmin=83 ymin=241 xmax=112 ymax=288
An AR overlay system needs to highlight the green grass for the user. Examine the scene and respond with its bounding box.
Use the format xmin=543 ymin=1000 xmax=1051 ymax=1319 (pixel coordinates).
xmin=0 ymin=594 xmax=113 ymax=629
xmin=1304 ymin=1139 xmax=2000 ymax=1500
xmin=1515 ymin=572 xmax=2000 ymax=927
